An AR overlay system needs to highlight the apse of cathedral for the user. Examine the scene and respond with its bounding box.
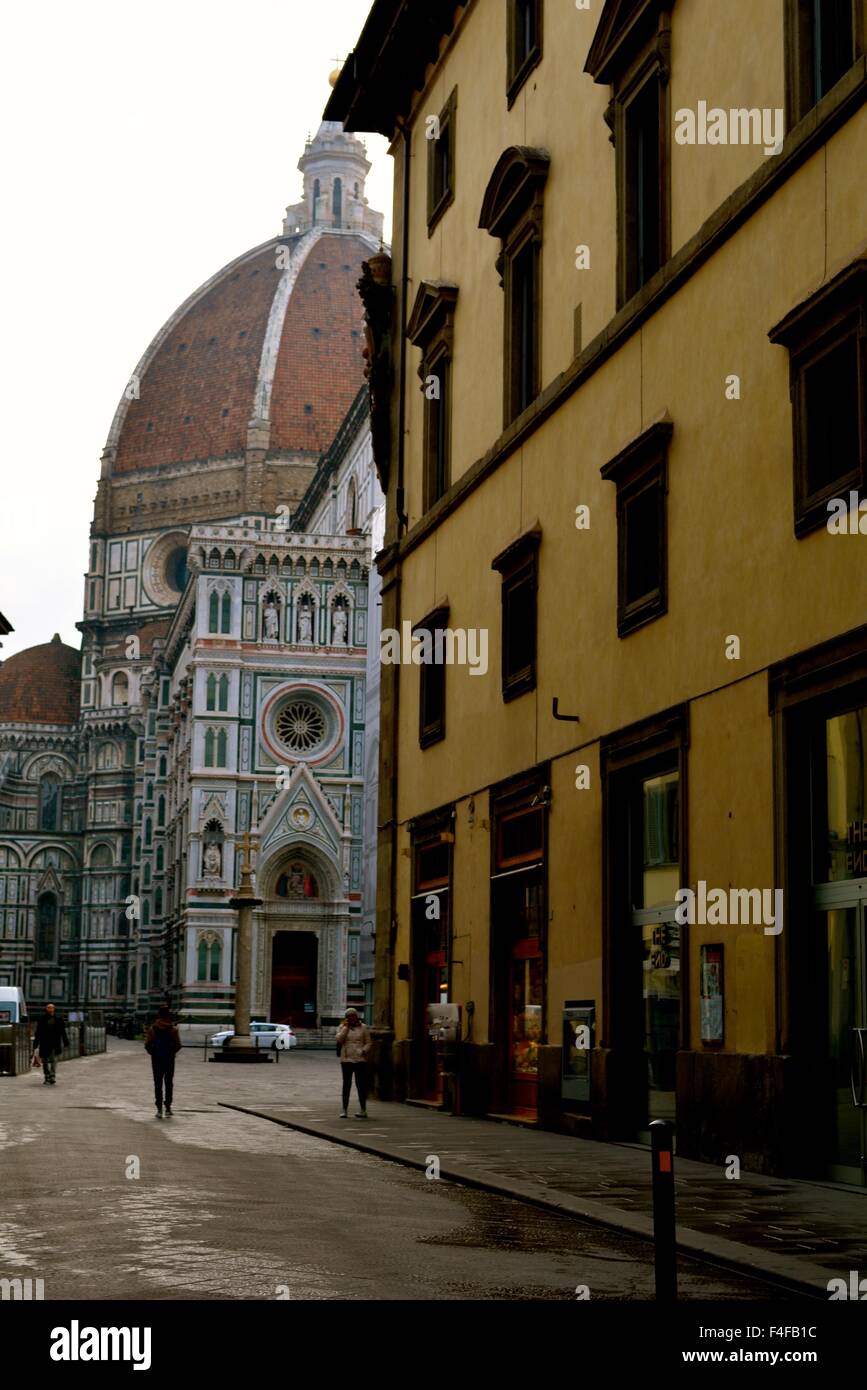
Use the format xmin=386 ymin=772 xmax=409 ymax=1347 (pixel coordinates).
xmin=0 ymin=120 xmax=385 ymax=1038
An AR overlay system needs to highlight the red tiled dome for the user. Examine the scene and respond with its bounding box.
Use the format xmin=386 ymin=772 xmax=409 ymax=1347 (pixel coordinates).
xmin=0 ymin=635 xmax=80 ymax=725
xmin=110 ymin=232 xmax=371 ymax=475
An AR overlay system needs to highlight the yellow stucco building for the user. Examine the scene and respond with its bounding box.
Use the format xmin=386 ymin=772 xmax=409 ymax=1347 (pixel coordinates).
xmin=329 ymin=0 xmax=867 ymax=1179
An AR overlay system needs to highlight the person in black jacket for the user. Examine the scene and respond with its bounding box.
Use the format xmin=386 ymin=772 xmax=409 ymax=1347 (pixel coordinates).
xmin=144 ymin=1007 xmax=182 ymax=1118
xmin=32 ymin=1004 xmax=69 ymax=1086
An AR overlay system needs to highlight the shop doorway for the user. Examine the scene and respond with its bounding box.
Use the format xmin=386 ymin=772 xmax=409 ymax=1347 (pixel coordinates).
xmin=491 ymin=798 xmax=546 ymax=1120
xmin=411 ymin=829 xmax=451 ymax=1101
xmin=813 ymin=704 xmax=867 ymax=1184
xmin=270 ymin=931 xmax=317 ymax=1028
xmin=819 ymin=895 xmax=867 ymax=1184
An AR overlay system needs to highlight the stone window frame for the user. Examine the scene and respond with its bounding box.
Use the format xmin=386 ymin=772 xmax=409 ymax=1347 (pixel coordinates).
xmin=491 ymin=525 xmax=541 ymax=702
xmin=784 ymin=0 xmax=865 ymax=128
xmin=768 ymin=256 xmax=867 ymax=538
xmin=427 ymin=86 xmax=458 ymax=234
xmin=407 ymin=280 xmax=459 ymax=513
xmin=601 ymin=416 xmax=673 ymax=637
xmin=479 ymin=147 xmax=550 ymax=428
xmin=415 ymin=604 xmax=449 ymax=749
xmin=585 ymin=2 xmax=673 ymax=309
xmin=507 ymin=0 xmax=544 ymax=109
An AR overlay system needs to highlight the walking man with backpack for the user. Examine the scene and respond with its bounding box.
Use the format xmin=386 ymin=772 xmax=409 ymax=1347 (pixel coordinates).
xmin=144 ymin=1006 xmax=182 ymax=1118
xmin=32 ymin=1004 xmax=69 ymax=1086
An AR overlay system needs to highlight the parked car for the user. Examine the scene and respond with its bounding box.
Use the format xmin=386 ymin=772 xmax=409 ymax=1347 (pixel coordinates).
xmin=209 ymin=1021 xmax=296 ymax=1050
xmin=0 ymin=987 xmax=28 ymax=1024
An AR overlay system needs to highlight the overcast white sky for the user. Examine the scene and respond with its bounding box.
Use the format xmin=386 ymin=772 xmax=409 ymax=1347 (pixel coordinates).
xmin=0 ymin=0 xmax=391 ymax=661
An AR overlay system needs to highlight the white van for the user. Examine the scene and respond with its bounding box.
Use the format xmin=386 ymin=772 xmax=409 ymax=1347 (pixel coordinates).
xmin=0 ymin=987 xmax=27 ymax=1024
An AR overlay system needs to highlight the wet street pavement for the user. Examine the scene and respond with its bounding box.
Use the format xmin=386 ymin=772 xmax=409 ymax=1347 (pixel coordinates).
xmin=0 ymin=1041 xmax=789 ymax=1301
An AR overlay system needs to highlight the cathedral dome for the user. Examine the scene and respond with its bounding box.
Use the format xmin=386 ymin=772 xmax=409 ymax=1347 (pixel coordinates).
xmin=101 ymin=123 xmax=384 ymax=489
xmin=0 ymin=635 xmax=80 ymax=726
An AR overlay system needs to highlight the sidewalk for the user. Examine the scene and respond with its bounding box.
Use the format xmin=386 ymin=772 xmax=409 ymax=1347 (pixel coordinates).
xmin=223 ymin=1060 xmax=867 ymax=1298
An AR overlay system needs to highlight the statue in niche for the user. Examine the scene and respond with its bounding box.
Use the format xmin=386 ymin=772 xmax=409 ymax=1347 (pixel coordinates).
xmin=203 ymin=842 xmax=222 ymax=877
xmin=263 ymin=600 xmax=280 ymax=641
xmin=297 ymin=602 xmax=313 ymax=643
xmin=332 ymin=606 xmax=348 ymax=645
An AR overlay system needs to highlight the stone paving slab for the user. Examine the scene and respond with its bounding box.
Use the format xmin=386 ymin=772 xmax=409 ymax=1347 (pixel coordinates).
xmin=221 ymin=1068 xmax=867 ymax=1299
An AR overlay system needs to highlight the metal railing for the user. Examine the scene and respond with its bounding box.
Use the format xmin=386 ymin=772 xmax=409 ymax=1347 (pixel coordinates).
xmin=0 ymin=1024 xmax=34 ymax=1077
xmin=0 ymin=1019 xmax=106 ymax=1076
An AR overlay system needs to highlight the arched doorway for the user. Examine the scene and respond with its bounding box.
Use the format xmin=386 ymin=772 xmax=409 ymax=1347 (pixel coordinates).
xmin=270 ymin=931 xmax=318 ymax=1027
xmin=269 ymin=858 xmax=322 ymax=1025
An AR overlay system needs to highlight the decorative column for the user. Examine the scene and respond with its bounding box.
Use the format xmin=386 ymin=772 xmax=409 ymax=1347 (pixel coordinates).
xmin=216 ymin=832 xmax=267 ymax=1063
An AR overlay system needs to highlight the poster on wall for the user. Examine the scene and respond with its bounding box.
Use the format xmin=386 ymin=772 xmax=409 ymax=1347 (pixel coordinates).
xmin=700 ymin=943 xmax=724 ymax=1045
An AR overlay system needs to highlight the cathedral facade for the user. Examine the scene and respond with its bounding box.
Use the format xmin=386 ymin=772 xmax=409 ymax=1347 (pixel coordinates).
xmin=0 ymin=120 xmax=385 ymax=1036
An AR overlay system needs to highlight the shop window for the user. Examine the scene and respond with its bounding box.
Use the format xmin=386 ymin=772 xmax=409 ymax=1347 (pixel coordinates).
xmin=407 ymin=281 xmax=458 ymax=511
xmin=601 ymin=706 xmax=688 ymax=1136
xmin=584 ymin=3 xmax=672 ymax=307
xmin=785 ymin=0 xmax=861 ymax=125
xmin=769 ymin=257 xmax=867 ymax=537
xmin=427 ymin=87 xmax=457 ymax=232
xmin=507 ymin=0 xmax=543 ymax=107
xmin=479 ymin=147 xmax=549 ymax=426
xmin=492 ymin=527 xmax=541 ymax=701
xmin=601 ymin=417 xmax=672 ymax=636
xmin=414 ymin=606 xmax=449 ymax=749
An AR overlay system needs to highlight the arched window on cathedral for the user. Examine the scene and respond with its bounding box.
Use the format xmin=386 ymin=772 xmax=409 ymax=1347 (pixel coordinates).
xmin=347 ymin=477 xmax=358 ymax=531
xmin=141 ymin=961 xmax=148 ymax=991
xmin=313 ymin=178 xmax=320 ymax=225
xmin=206 ymin=674 xmax=217 ymax=710
xmin=116 ymin=962 xmax=127 ymax=994
xmin=209 ymin=939 xmax=221 ymax=981
xmin=37 ymin=893 xmax=58 ymax=961
xmin=221 ymin=591 xmax=232 ymax=633
xmin=156 ymin=845 xmax=164 ymax=873
xmin=218 ymin=674 xmax=229 ymax=711
xmin=142 ymin=899 xmax=150 ymax=926
xmin=144 ymin=818 xmax=152 ymax=847
xmin=130 ymin=965 xmax=136 ymax=995
xmin=197 ymin=938 xmax=208 ymax=982
xmin=143 ymin=861 xmax=151 ymax=888
xmin=333 ymin=176 xmax=342 ymax=227
xmin=216 ymin=729 xmax=228 ymax=767
xmin=39 ymin=775 xmax=60 ymax=832
xmin=97 ymin=742 xmax=118 ymax=770
xmin=204 ymin=729 xmax=215 ymax=767
xmin=154 ymin=886 xmax=163 ymax=918
xmin=112 ymin=671 xmax=129 ymax=706
xmin=158 ymin=754 xmax=167 ymax=777
xmin=208 ymin=591 xmax=219 ymax=633
xmin=157 ymin=795 xmax=165 ymax=827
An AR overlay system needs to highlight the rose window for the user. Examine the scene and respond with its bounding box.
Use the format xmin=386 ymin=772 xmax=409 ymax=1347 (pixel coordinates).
xmin=275 ymin=700 xmax=326 ymax=753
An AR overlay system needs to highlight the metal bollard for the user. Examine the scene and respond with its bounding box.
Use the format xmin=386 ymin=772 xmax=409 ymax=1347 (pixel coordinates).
xmin=649 ymin=1119 xmax=677 ymax=1301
